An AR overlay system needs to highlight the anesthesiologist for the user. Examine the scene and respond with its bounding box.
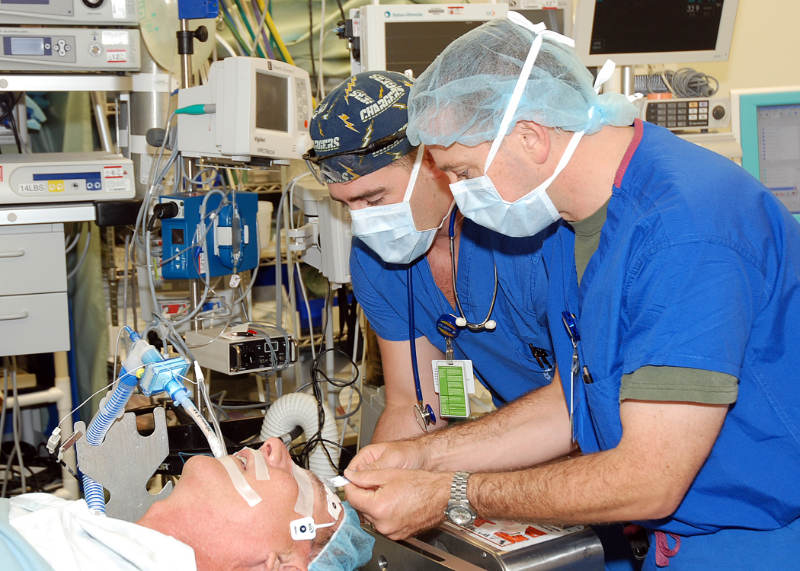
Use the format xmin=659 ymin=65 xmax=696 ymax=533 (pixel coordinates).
xmin=3 ymin=438 xmax=373 ymax=571
xmin=343 ymin=14 xmax=800 ymax=569
xmin=304 ymin=71 xmax=558 ymax=443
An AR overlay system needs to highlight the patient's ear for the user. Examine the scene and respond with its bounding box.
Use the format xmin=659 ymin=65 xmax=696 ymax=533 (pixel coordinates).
xmin=270 ymin=549 xmax=309 ymax=571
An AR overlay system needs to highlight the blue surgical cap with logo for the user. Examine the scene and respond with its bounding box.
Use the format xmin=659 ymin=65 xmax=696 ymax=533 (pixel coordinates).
xmin=309 ymin=502 xmax=374 ymax=571
xmin=407 ymin=16 xmax=637 ymax=148
xmin=308 ymin=71 xmax=415 ymax=183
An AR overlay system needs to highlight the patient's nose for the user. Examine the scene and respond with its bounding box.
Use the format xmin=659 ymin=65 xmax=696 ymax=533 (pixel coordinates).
xmin=260 ymin=437 xmax=291 ymax=468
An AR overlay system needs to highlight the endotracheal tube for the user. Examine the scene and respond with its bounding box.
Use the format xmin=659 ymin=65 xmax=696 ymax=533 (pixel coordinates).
xmin=81 ymin=326 xmax=224 ymax=513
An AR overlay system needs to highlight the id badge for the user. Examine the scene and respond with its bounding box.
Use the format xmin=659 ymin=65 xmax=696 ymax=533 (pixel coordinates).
xmin=431 ymin=359 xmax=475 ymax=419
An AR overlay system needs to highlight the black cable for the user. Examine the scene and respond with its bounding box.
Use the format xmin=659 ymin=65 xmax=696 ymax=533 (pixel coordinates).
xmin=335 ymin=0 xmax=345 ymax=22
xmin=0 ymin=92 xmax=22 ymax=124
xmin=290 ymin=347 xmax=361 ymax=473
xmin=9 ymin=111 xmax=21 ymax=153
xmin=307 ymin=0 xmax=318 ymax=99
xmin=0 ymin=92 xmax=23 ymax=152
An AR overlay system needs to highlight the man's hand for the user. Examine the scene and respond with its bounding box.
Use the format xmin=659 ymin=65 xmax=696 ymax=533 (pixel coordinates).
xmin=347 ymin=439 xmax=427 ymax=472
xmin=344 ymin=469 xmax=452 ymax=539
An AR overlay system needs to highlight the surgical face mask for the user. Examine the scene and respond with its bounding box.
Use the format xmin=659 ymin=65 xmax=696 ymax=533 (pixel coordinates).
xmin=350 ymin=145 xmax=447 ymax=264
xmin=449 ymin=12 xmax=615 ymax=238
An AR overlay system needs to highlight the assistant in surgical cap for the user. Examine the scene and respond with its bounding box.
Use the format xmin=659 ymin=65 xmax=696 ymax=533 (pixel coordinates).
xmin=309 ymin=502 xmax=374 ymax=571
xmin=407 ymin=16 xmax=637 ymax=148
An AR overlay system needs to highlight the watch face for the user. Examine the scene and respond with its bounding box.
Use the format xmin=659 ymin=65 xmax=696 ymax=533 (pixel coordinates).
xmin=447 ymin=504 xmax=475 ymax=526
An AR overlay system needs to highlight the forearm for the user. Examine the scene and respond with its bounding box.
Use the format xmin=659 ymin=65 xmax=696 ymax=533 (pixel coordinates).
xmin=470 ymin=448 xmax=667 ymax=525
xmin=371 ymin=405 xmax=447 ymax=443
xmin=469 ymin=400 xmax=729 ymax=525
xmin=419 ymin=379 xmax=573 ymax=473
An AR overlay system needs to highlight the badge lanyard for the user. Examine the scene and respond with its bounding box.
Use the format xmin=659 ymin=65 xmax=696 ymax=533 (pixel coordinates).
xmin=407 ymin=210 xmax=491 ymax=429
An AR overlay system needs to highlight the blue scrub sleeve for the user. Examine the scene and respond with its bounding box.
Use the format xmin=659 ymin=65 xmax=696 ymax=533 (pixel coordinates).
xmin=349 ymin=241 xmax=412 ymax=342
xmin=622 ymin=239 xmax=761 ymax=378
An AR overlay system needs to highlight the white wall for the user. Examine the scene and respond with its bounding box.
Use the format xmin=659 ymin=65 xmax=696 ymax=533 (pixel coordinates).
xmin=668 ymin=0 xmax=799 ymax=93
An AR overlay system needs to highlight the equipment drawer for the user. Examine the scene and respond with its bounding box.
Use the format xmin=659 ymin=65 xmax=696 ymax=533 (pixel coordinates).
xmin=0 ymin=224 xmax=67 ymax=295
xmin=0 ymin=292 xmax=69 ymax=356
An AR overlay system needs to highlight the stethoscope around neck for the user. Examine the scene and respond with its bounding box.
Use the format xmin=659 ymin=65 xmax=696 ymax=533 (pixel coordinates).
xmin=408 ymin=208 xmax=500 ymax=430
xmin=448 ymin=209 xmax=498 ymax=331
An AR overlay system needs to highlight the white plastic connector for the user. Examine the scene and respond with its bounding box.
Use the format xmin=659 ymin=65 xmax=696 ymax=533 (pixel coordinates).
xmin=194 ymin=361 xmax=205 ymax=384
xmin=46 ymin=427 xmax=62 ymax=455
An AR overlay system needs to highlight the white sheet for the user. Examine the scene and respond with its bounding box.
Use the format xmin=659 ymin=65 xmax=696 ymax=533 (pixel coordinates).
xmin=9 ymin=494 xmax=196 ymax=571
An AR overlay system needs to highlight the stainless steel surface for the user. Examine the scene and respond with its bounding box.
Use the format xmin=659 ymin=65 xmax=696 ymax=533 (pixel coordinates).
xmin=363 ymin=528 xmax=485 ymax=571
xmin=130 ymin=47 xmax=170 ymax=198
xmin=365 ymin=524 xmax=604 ymax=571
xmin=423 ymin=525 xmax=604 ymax=570
xmin=180 ymin=19 xmax=192 ymax=90
xmin=621 ymin=65 xmax=634 ymax=98
xmin=91 ymin=91 xmax=116 ymax=153
xmin=0 ymin=74 xmax=132 ymax=92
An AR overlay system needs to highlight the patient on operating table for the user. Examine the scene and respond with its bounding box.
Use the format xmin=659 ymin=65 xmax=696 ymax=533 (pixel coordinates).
xmin=1 ymin=438 xmax=374 ymax=571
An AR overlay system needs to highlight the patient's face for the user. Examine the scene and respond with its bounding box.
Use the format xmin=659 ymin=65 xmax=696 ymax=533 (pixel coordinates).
xmin=167 ymin=438 xmax=332 ymax=569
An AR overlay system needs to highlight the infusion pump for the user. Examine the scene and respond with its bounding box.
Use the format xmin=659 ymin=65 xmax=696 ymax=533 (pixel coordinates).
xmin=177 ymin=57 xmax=313 ymax=162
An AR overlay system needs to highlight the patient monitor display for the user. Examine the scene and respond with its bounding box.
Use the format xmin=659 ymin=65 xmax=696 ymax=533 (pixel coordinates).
xmin=351 ymin=2 xmax=572 ymax=78
xmin=178 ymin=56 xmax=312 ymax=162
xmin=255 ymin=72 xmax=289 ymax=132
xmin=574 ymin=0 xmax=738 ymax=66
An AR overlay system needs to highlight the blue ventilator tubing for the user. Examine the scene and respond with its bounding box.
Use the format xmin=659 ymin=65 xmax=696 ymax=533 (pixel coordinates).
xmin=80 ymin=327 xmax=222 ymax=512
xmin=82 ymin=327 xmax=161 ymax=513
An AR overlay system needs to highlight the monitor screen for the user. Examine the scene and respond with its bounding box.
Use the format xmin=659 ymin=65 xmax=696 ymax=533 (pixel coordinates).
xmin=755 ymin=103 xmax=800 ymax=214
xmin=255 ymin=72 xmax=288 ymax=132
xmin=385 ymin=9 xmax=568 ymax=79
xmin=590 ymin=1 xmax=722 ymax=55
xmin=385 ymin=21 xmax=487 ymax=78
xmin=574 ymin=0 xmax=738 ymax=66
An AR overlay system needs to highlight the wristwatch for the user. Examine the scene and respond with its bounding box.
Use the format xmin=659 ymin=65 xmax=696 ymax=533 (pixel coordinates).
xmin=444 ymin=471 xmax=477 ymax=526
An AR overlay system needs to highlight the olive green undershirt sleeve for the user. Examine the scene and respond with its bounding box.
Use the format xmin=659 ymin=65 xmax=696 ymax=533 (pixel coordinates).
xmin=621 ymin=366 xmax=738 ymax=404
xmin=571 ymin=201 xmax=739 ymax=404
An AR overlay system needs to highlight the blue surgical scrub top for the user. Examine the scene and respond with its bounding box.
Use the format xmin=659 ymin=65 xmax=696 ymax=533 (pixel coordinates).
xmin=350 ymin=218 xmax=554 ymax=405
xmin=544 ymin=120 xmax=800 ymax=567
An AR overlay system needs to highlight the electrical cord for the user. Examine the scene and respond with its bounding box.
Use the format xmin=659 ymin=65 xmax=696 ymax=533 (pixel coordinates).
xmin=290 ymin=347 xmax=361 ymax=474
xmin=64 ymin=227 xmax=81 ymax=254
xmin=308 ymin=0 xmax=318 ymax=98
xmin=0 ymin=360 xmax=9 ymax=496
xmin=66 ymin=223 xmax=92 ymax=281
xmin=318 ymin=0 xmax=327 ymax=99
xmin=0 ymin=92 xmax=22 ymax=124
xmin=663 ymin=68 xmax=719 ymax=98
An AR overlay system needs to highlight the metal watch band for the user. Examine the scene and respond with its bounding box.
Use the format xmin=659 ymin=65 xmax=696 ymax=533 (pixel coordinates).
xmin=450 ymin=471 xmax=471 ymax=503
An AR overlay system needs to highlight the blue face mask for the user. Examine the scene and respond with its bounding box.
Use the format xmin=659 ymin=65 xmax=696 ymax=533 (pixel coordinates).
xmin=350 ymin=145 xmax=448 ymax=264
xmin=449 ymin=13 xmax=615 ymax=238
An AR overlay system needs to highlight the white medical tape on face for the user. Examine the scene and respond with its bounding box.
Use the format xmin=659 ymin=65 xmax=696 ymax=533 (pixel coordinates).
xmin=323 ymin=483 xmax=343 ymax=521
xmin=239 ymin=447 xmax=270 ymax=481
xmin=219 ymin=456 xmax=263 ymax=507
xmin=291 ymin=463 xmax=315 ymax=517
